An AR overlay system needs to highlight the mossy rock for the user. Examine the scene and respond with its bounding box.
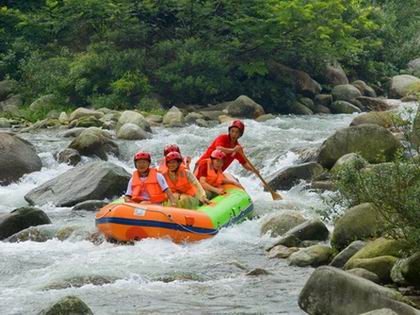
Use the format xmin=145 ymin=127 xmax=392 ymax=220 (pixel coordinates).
xmin=38 ymin=295 xmax=93 ymax=315
xmin=344 ymin=255 xmax=398 ymax=283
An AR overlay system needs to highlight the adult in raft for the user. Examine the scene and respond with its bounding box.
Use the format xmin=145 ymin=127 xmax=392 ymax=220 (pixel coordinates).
xmin=194 ymin=120 xmax=256 ymax=173
xmin=162 ymin=151 xmax=209 ymax=209
xmin=158 ymin=144 xmax=191 ymax=173
xmin=196 ymin=149 xmax=243 ymax=198
xmin=124 ymin=152 xmax=177 ymax=206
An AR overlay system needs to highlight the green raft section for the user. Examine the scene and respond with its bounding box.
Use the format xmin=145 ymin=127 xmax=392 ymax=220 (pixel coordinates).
xmin=109 ymin=186 xmax=253 ymax=230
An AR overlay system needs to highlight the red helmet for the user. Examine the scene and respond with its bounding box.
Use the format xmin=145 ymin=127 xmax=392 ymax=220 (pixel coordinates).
xmin=165 ymin=151 xmax=182 ymax=162
xmin=134 ymin=152 xmax=151 ymax=162
xmin=164 ymin=144 xmax=180 ymax=156
xmin=210 ymin=149 xmax=226 ymax=160
xmin=228 ymin=120 xmax=245 ymax=135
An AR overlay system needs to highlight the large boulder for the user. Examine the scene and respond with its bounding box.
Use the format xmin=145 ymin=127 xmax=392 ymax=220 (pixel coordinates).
xmin=350 ymin=112 xmax=395 ymax=128
xmin=117 ymin=110 xmax=151 ymax=132
xmin=226 ymin=95 xmax=265 ymax=119
xmin=116 ymin=123 xmax=149 ymax=140
xmin=314 ymin=94 xmax=333 ymax=107
xmin=288 ymin=245 xmax=333 ymax=267
xmin=330 ymin=100 xmax=361 ymax=114
xmin=332 ymin=84 xmax=363 ymax=102
xmin=408 ymin=58 xmax=420 ymax=77
xmin=330 ymin=240 xmax=367 ymax=268
xmin=68 ymin=127 xmax=119 ymax=160
xmin=185 ymin=112 xmax=205 ymax=124
xmin=331 ymin=203 xmax=386 ymax=251
xmin=389 ymin=75 xmax=420 ymax=99
xmin=317 ymin=124 xmax=401 ymax=169
xmin=352 ymin=80 xmax=377 ymax=97
xmin=72 ymin=200 xmax=107 ymax=212
xmin=0 ymin=132 xmax=42 ymax=185
xmin=267 ymin=162 xmax=324 ymax=190
xmin=298 ymin=266 xmax=420 ymax=315
xmin=356 ymin=97 xmax=389 ymax=112
xmin=0 ymin=80 xmax=17 ymax=101
xmin=163 ymin=106 xmax=185 ymax=127
xmin=0 ymin=117 xmax=11 ymax=128
xmin=69 ymin=116 xmax=102 ymax=128
xmin=0 ymin=95 xmax=23 ymax=114
xmin=29 ymin=94 xmax=58 ymax=112
xmin=321 ymin=61 xmax=349 ymax=85
xmin=391 ymin=252 xmax=420 ymax=287
xmin=268 ymin=245 xmax=299 ymax=259
xmin=55 ymin=148 xmax=81 ymax=166
xmin=69 ymin=107 xmax=103 ymax=121
xmin=24 ymin=161 xmax=130 ymax=207
xmin=0 ymin=207 xmax=51 ymax=240
xmin=290 ymin=101 xmax=314 ymax=115
xmin=38 ymin=295 xmax=93 ymax=315
xmin=347 ymin=268 xmax=381 ymax=284
xmin=344 ymin=256 xmax=398 ymax=283
xmin=282 ymin=219 xmax=329 ymax=242
xmin=331 ymin=153 xmax=368 ymax=173
xmin=260 ymin=210 xmax=306 ymax=237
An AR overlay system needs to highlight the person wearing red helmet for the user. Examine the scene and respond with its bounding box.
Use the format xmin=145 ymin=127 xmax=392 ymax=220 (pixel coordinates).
xmin=194 ymin=120 xmax=255 ymax=173
xmin=162 ymin=151 xmax=209 ymax=209
xmin=195 ymin=149 xmax=242 ymax=198
xmin=158 ymin=144 xmax=192 ymax=173
xmin=124 ymin=152 xmax=176 ymax=206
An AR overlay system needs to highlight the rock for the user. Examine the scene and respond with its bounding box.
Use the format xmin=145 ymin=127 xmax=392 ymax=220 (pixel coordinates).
xmin=412 ymin=106 xmax=420 ymax=147
xmin=314 ymin=104 xmax=331 ymax=114
xmin=350 ymin=112 xmax=395 ymax=128
xmin=226 ymin=95 xmax=265 ymax=119
xmin=347 ymin=268 xmax=381 ymax=284
xmin=199 ymin=110 xmax=225 ymax=121
xmin=290 ymin=101 xmax=313 ymax=115
xmin=267 ymin=162 xmax=324 ymax=190
xmin=352 ymin=80 xmax=377 ymax=97
xmin=288 ymin=245 xmax=333 ymax=267
xmin=268 ymin=234 xmax=302 ymax=249
xmin=345 ymin=256 xmax=398 ymax=283
xmin=332 ymin=84 xmax=363 ymax=102
xmin=24 ymin=161 xmax=130 ymax=207
xmin=218 ymin=114 xmax=235 ymax=124
xmin=322 ymin=61 xmax=349 ymax=85
xmin=284 ymin=219 xmax=329 ymax=242
xmin=330 ymin=100 xmax=362 ymax=114
xmin=68 ymin=127 xmax=119 ymax=160
xmin=0 ymin=207 xmax=51 ymax=240
xmin=256 ymin=113 xmax=275 ymax=122
xmin=0 ymin=117 xmax=11 ymax=128
xmin=55 ymin=148 xmax=81 ymax=166
xmin=261 ymin=211 xmax=306 ymax=237
xmin=389 ymin=75 xmax=420 ymax=99
xmin=0 ymin=95 xmax=23 ymax=113
xmin=0 ymin=80 xmax=17 ymax=101
xmin=317 ymin=124 xmax=401 ymax=169
xmin=359 ymin=309 xmax=399 ymax=315
xmin=299 ymin=97 xmax=316 ymax=111
xmin=0 ymin=132 xmax=42 ymax=185
xmin=295 ymin=147 xmax=320 ymax=163
xmin=116 ymin=123 xmax=149 ymax=140
xmin=163 ymin=106 xmax=185 ymax=127
xmin=145 ymin=114 xmax=163 ymax=125
xmin=63 ymin=127 xmax=86 ymax=138
xmin=268 ymin=245 xmax=299 ymax=259
xmin=29 ymin=94 xmax=58 ymax=112
xmin=6 ymin=225 xmax=54 ymax=243
xmin=408 ymin=58 xmax=420 ymax=77
xmin=330 ymin=241 xmax=367 ymax=268
xmin=314 ymin=94 xmax=333 ymax=107
xmin=331 ymin=203 xmax=386 ymax=251
xmin=72 ymin=200 xmax=107 ymax=211
xmin=331 ymin=153 xmax=368 ymax=173
xmin=391 ymin=252 xmax=420 ymax=287
xmin=196 ymin=119 xmax=209 ymax=127
xmin=356 ymin=97 xmax=389 ymax=111
xmin=69 ymin=107 xmax=104 ymax=121
xmin=310 ymin=180 xmax=336 ymax=191
xmin=246 ymin=268 xmax=272 ymax=276
xmin=69 ymin=116 xmax=102 ymax=128
xmin=117 ymin=110 xmax=151 ymax=132
xmin=185 ymin=112 xmax=205 ymax=124
xmin=44 ymin=275 xmax=115 ymax=290
xmin=298 ymin=266 xmax=420 ymax=315
xmin=38 ymin=295 xmax=93 ymax=315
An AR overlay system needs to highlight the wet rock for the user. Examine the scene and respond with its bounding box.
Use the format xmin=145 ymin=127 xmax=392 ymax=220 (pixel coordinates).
xmin=295 ymin=147 xmax=319 ymax=163
xmin=6 ymin=226 xmax=54 ymax=242
xmin=261 ymin=210 xmax=306 ymax=237
xmin=70 ymin=116 xmax=102 ymax=128
xmin=332 ymin=84 xmax=363 ymax=102
xmin=298 ymin=266 xmax=420 ymax=315
xmin=63 ymin=128 xmax=86 ymax=138
xmin=185 ymin=112 xmax=205 ymax=124
xmin=44 ymin=275 xmax=115 ymax=290
xmin=55 ymin=226 xmax=78 ymax=241
xmin=267 ymin=234 xmax=301 ymax=250
xmin=322 ymin=61 xmax=349 ymax=85
xmin=288 ymin=245 xmax=333 ymax=267
xmin=116 ymin=123 xmax=149 ymax=140
xmin=290 ymin=101 xmax=313 ymax=115
xmin=347 ymin=268 xmax=381 ymax=284
xmin=117 ymin=110 xmax=150 ymax=132
xmin=299 ymin=97 xmax=316 ymax=112
xmin=72 ymin=200 xmax=107 ymax=211
xmin=55 ymin=148 xmax=81 ymax=166
xmin=317 ymin=124 xmax=401 ymax=169
xmin=350 ymin=111 xmax=395 ymax=128
xmin=314 ymin=104 xmax=331 ymax=114
xmin=330 ymin=240 xmax=367 ymax=268
xmin=0 ymin=132 xmax=42 ymax=185
xmin=268 ymin=245 xmax=299 ymax=259
xmin=0 ymin=80 xmax=17 ymax=101
xmin=69 ymin=107 xmax=104 ymax=121
xmin=389 ymin=75 xmax=420 ymax=99
xmin=0 ymin=207 xmax=51 ymax=240
xmin=218 ymin=114 xmax=235 ymax=124
xmin=359 ymin=309 xmax=399 ymax=315
xmin=356 ymin=96 xmax=389 ymax=111
xmin=199 ymin=110 xmax=225 ymax=121
xmin=226 ymin=95 xmax=265 ymax=119
xmin=391 ymin=252 xmax=420 ymax=287
xmin=0 ymin=117 xmax=11 ymax=128
xmin=68 ymin=127 xmax=119 ymax=160
xmin=284 ymin=219 xmax=329 ymax=242
xmin=145 ymin=114 xmax=163 ymax=126
xmin=267 ymin=162 xmax=324 ymax=190
xmin=196 ymin=118 xmax=209 ymax=127
xmin=330 ymin=100 xmax=361 ymax=114
xmin=310 ymin=180 xmax=336 ymax=191
xmin=29 ymin=94 xmax=58 ymax=112
xmin=344 ymin=256 xmax=398 ymax=283
xmin=352 ymin=80 xmax=377 ymax=97
xmin=331 ymin=153 xmax=368 ymax=173
xmin=38 ymin=295 xmax=93 ymax=315
xmin=25 ymin=161 xmax=130 ymax=207
xmin=256 ymin=113 xmax=275 ymax=122
xmin=246 ymin=268 xmax=272 ymax=276
xmin=346 ymin=238 xmax=408 ymax=264
xmin=163 ymin=106 xmax=185 ymax=127
xmin=314 ymin=94 xmax=333 ymax=107
xmin=156 ymin=272 xmax=205 ymax=283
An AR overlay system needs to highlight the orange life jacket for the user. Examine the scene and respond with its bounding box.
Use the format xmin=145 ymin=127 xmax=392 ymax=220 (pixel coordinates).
xmin=131 ymin=168 xmax=167 ymax=203
xmin=195 ymin=159 xmax=224 ymax=187
xmin=158 ymin=157 xmax=190 ymax=173
xmin=164 ymin=165 xmax=197 ymax=197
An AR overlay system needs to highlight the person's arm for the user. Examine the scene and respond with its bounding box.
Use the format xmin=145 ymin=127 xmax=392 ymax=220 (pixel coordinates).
xmin=200 ymin=177 xmax=224 ymax=195
xmin=124 ymin=178 xmax=133 ymax=201
xmin=165 ymin=189 xmax=177 ymax=206
xmin=215 ymin=145 xmax=241 ymax=155
xmin=156 ymin=173 xmax=177 ymax=206
xmin=187 ymin=171 xmax=209 ymax=204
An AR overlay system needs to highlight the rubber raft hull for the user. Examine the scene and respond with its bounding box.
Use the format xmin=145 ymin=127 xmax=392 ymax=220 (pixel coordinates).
xmin=95 ymin=184 xmax=254 ymax=243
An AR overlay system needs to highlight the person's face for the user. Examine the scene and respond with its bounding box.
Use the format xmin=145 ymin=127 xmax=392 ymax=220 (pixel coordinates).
xmin=167 ymin=159 xmax=180 ymax=172
xmin=229 ymin=127 xmax=241 ymax=141
xmin=135 ymin=159 xmax=150 ymax=173
xmin=211 ymin=158 xmax=224 ymax=170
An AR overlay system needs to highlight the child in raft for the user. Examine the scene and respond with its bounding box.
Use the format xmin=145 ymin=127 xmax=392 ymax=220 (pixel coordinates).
xmin=124 ymin=152 xmax=177 ymax=206
xmin=195 ymin=149 xmax=243 ymax=199
xmin=161 ymin=151 xmax=209 ymax=209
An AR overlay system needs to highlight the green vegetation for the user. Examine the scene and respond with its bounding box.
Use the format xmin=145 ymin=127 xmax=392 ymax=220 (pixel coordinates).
xmin=0 ymin=0 xmax=419 ymax=112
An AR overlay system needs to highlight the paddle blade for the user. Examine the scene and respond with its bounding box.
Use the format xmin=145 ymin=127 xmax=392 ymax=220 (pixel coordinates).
xmin=270 ymin=191 xmax=283 ymax=200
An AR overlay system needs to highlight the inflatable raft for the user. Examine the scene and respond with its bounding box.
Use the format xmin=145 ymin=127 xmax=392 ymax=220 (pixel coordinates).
xmin=95 ymin=184 xmax=254 ymax=243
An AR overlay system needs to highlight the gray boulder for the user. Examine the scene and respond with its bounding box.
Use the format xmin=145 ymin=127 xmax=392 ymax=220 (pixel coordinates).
xmin=352 ymin=80 xmax=377 ymax=97
xmin=331 ymin=153 xmax=368 ymax=173
xmin=117 ymin=110 xmax=150 ymax=132
xmin=391 ymin=252 xmax=420 ymax=287
xmin=63 ymin=128 xmax=86 ymax=138
xmin=226 ymin=95 xmax=265 ymax=119
xmin=290 ymin=101 xmax=313 ymax=115
xmin=0 ymin=132 xmax=42 ymax=185
xmin=72 ymin=200 xmax=108 ymax=211
xmin=0 ymin=117 xmax=11 ymax=128
xmin=38 ymin=295 xmax=93 ymax=315
xmin=332 ymin=84 xmax=363 ymax=102
xmin=408 ymin=58 xmax=420 ymax=77
xmin=350 ymin=112 xmax=394 ymax=128
xmin=322 ymin=61 xmax=349 ymax=85
xmin=116 ymin=123 xmax=149 ymax=140
xmin=24 ymin=161 xmax=130 ymax=207
xmin=284 ymin=219 xmax=329 ymax=242
xmin=314 ymin=94 xmax=333 ymax=107
xmin=256 ymin=114 xmax=276 ymax=122
xmin=261 ymin=210 xmax=306 ymax=237
xmin=268 ymin=245 xmax=299 ymax=259
xmin=347 ymin=268 xmax=381 ymax=284
xmin=356 ymin=97 xmax=389 ymax=112
xmin=317 ymin=124 xmax=401 ymax=169
xmin=267 ymin=162 xmax=324 ymax=190
xmin=55 ymin=148 xmax=81 ymax=166
xmin=69 ymin=107 xmax=104 ymax=121
xmin=389 ymin=75 xmax=420 ymax=99
xmin=288 ymin=245 xmax=333 ymax=267
xmin=0 ymin=207 xmax=51 ymax=240
xmin=185 ymin=112 xmax=206 ymax=124
xmin=146 ymin=114 xmax=163 ymax=126
xmin=0 ymin=80 xmax=17 ymax=101
xmin=29 ymin=94 xmax=58 ymax=112
xmin=344 ymin=256 xmax=398 ymax=283
xmin=163 ymin=106 xmax=185 ymax=127
xmin=330 ymin=240 xmax=367 ymax=268
xmin=298 ymin=266 xmax=420 ymax=315
xmin=330 ymin=100 xmax=361 ymax=114
xmin=359 ymin=309 xmax=399 ymax=315
xmin=0 ymin=95 xmax=23 ymax=114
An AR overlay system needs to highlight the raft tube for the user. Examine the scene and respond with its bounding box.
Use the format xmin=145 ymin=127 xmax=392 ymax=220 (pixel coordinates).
xmin=95 ymin=184 xmax=253 ymax=242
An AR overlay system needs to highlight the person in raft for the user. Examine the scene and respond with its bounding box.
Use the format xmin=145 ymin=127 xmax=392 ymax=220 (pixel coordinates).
xmin=124 ymin=152 xmax=177 ymax=206
xmin=194 ymin=119 xmax=256 ymax=173
xmin=195 ymin=149 xmax=243 ymax=198
xmin=162 ymin=151 xmax=209 ymax=209
xmin=158 ymin=144 xmax=191 ymax=173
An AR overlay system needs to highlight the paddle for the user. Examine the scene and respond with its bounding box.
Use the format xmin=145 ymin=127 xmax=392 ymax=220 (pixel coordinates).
xmin=238 ymin=149 xmax=283 ymax=200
